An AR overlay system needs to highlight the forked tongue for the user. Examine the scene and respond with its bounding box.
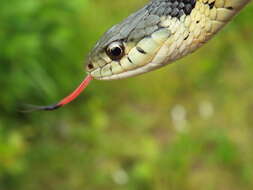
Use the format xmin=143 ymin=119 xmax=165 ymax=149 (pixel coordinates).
xmin=25 ymin=75 xmax=93 ymax=111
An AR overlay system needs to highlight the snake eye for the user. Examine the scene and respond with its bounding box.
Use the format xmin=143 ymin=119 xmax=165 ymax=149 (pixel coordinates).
xmin=106 ymin=41 xmax=125 ymax=60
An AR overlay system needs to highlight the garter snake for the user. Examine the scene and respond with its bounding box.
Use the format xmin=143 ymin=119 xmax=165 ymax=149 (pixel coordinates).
xmin=86 ymin=0 xmax=250 ymax=80
xmin=30 ymin=0 xmax=251 ymax=111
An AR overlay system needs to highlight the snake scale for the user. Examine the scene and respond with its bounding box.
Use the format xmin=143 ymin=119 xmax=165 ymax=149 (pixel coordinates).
xmin=30 ymin=0 xmax=250 ymax=111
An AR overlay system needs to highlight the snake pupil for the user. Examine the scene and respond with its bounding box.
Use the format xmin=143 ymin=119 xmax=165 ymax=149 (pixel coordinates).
xmin=106 ymin=41 xmax=124 ymax=60
xmin=111 ymin=47 xmax=122 ymax=56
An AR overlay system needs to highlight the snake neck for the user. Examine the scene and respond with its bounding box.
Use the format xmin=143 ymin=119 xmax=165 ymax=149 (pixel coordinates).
xmin=145 ymin=0 xmax=251 ymax=67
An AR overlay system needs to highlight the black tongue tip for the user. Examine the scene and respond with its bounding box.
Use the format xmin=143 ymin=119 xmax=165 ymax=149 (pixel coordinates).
xmin=21 ymin=104 xmax=62 ymax=112
xmin=38 ymin=104 xmax=62 ymax=111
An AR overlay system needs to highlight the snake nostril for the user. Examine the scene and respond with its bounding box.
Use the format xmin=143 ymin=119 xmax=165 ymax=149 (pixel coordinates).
xmin=87 ymin=63 xmax=94 ymax=70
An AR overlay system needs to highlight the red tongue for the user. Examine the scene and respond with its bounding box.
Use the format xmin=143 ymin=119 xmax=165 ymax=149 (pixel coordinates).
xmin=27 ymin=75 xmax=93 ymax=111
xmin=58 ymin=75 xmax=93 ymax=107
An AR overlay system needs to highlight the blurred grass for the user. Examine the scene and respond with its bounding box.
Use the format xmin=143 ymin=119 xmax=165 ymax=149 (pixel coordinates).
xmin=0 ymin=0 xmax=253 ymax=189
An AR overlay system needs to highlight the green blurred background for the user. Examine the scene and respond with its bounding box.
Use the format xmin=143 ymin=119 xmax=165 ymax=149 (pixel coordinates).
xmin=0 ymin=0 xmax=253 ymax=189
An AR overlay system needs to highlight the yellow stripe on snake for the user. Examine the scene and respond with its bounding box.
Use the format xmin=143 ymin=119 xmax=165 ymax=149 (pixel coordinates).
xmin=86 ymin=0 xmax=250 ymax=80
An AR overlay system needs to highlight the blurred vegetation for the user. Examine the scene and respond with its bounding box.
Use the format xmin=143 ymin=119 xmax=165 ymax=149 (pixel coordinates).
xmin=0 ymin=0 xmax=253 ymax=189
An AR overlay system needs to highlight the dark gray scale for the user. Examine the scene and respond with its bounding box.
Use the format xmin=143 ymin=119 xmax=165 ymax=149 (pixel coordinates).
xmin=148 ymin=0 xmax=196 ymax=19
xmin=128 ymin=14 xmax=160 ymax=41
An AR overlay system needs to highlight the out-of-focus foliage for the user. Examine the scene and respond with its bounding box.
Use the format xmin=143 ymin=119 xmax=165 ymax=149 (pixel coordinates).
xmin=0 ymin=0 xmax=253 ymax=189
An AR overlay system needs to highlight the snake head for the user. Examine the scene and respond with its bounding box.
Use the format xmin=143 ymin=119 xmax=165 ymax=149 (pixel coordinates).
xmin=86 ymin=0 xmax=249 ymax=80
xmin=86 ymin=1 xmax=173 ymax=80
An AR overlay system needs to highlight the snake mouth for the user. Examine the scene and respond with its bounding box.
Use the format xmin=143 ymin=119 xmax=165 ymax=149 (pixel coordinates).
xmin=94 ymin=61 xmax=165 ymax=80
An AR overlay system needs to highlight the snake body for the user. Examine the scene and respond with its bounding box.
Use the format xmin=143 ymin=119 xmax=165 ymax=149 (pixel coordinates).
xmin=86 ymin=0 xmax=250 ymax=80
